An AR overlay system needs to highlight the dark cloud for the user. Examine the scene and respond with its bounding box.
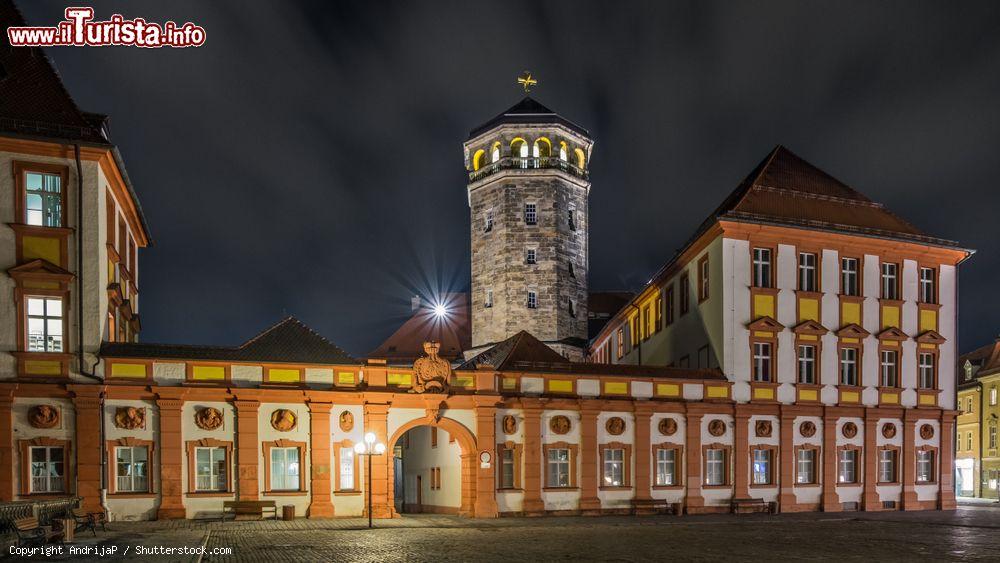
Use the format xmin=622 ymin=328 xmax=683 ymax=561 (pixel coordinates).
xmin=18 ymin=0 xmax=1000 ymax=355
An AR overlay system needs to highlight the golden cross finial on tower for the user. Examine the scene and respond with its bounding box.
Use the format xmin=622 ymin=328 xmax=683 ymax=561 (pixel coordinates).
xmin=517 ymin=71 xmax=538 ymax=93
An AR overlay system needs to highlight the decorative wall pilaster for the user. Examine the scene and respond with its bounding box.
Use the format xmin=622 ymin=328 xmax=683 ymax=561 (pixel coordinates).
xmin=821 ymin=411 xmax=840 ymax=511
xmin=156 ymin=393 xmax=185 ymax=519
xmin=234 ymin=399 xmax=260 ymax=500
xmin=939 ymin=411 xmax=957 ymax=510
xmin=862 ymin=411 xmax=879 ymax=510
xmin=901 ymin=411 xmax=919 ymax=510
xmin=363 ymin=402 xmax=391 ymax=518
xmin=0 ymin=386 xmax=14 ymax=502
xmin=633 ymin=403 xmax=654 ymax=503
xmin=473 ymin=400 xmax=498 ymax=518
xmin=520 ymin=401 xmax=544 ymax=515
xmin=733 ymin=410 xmax=750 ymax=499
xmin=684 ymin=410 xmax=704 ymax=512
xmin=306 ymin=402 xmax=334 ymax=518
xmin=778 ymin=411 xmax=796 ymax=510
xmin=578 ymin=402 xmax=601 ymax=513
xmin=71 ymin=386 xmax=103 ymax=515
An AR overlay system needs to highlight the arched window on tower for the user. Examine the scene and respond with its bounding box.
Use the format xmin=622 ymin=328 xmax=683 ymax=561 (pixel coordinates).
xmin=559 ymin=141 xmax=568 ymax=162
xmin=472 ymin=149 xmax=486 ymax=171
xmin=491 ymin=142 xmax=501 ymax=163
xmin=533 ymin=137 xmax=552 ymax=160
xmin=574 ymin=148 xmax=586 ymax=169
xmin=511 ymin=138 xmax=528 ymax=168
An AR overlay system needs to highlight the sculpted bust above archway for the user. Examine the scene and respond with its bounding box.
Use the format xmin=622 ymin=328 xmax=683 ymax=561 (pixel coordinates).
xmin=410 ymin=341 xmax=451 ymax=394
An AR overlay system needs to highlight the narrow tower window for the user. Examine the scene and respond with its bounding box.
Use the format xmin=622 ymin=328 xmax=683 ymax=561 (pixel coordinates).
xmin=527 ymin=291 xmax=537 ymax=309
xmin=524 ymin=203 xmax=537 ymax=225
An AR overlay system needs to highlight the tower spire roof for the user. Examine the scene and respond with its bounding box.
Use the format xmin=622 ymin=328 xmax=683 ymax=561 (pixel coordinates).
xmin=468 ymin=96 xmax=589 ymax=139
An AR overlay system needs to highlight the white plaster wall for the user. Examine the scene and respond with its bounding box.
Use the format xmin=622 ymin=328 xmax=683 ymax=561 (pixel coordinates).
xmin=792 ymin=416 xmax=823 ymax=505
xmin=258 ymin=403 xmax=311 ymax=516
xmin=775 ymin=244 xmax=796 ymax=328
xmin=330 ymin=404 xmax=364 ymax=516
xmin=682 ymin=383 xmax=705 ymax=401
xmin=104 ymin=399 xmax=158 ymax=520
xmin=304 ymin=368 xmax=333 ymax=387
xmin=914 ymin=419 xmax=941 ymax=502
xmin=747 ymin=415 xmax=779 ymax=503
xmin=400 ymin=426 xmax=462 ymax=510
xmin=630 ymin=381 xmax=652 ymax=399
xmin=521 ymin=377 xmax=544 ymax=394
xmin=939 ymin=264 xmax=957 ymax=409
xmin=725 ymin=238 xmax=752 ymax=382
xmin=577 ymin=379 xmax=599 ymax=397
xmin=874 ymin=419 xmax=903 ymax=502
xmin=181 ymin=401 xmax=235 ymax=519
xmin=649 ymin=414 xmax=686 ymax=504
xmin=540 ymin=410 xmax=581 ymax=511
xmin=821 ymin=249 xmax=840 ymax=321
xmin=232 ymin=365 xmax=263 ymax=387
xmin=596 ymin=412 xmax=634 ymax=509
xmin=11 ymin=398 xmax=75 ymax=500
xmin=835 ymin=417 xmax=864 ymax=503
xmin=153 ymin=362 xmax=184 ymax=384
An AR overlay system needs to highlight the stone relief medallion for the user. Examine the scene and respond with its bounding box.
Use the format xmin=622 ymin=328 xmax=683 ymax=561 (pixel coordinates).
xmin=605 ymin=417 xmax=626 ymax=436
xmin=114 ymin=407 xmax=145 ymax=430
xmin=707 ymin=419 xmax=726 ymax=437
xmin=409 ymin=341 xmax=451 ymax=394
xmin=549 ymin=415 xmax=571 ymax=435
xmin=658 ymin=418 xmax=678 ymax=436
xmin=270 ymin=409 xmax=297 ymax=432
xmin=755 ymin=420 xmax=773 ymax=438
xmin=799 ymin=421 xmax=816 ymax=438
xmin=502 ymin=415 xmax=518 ymax=435
xmin=339 ymin=411 xmax=354 ymax=433
xmin=841 ymin=422 xmax=858 ymax=439
xmin=919 ymin=424 xmax=935 ymax=440
xmin=881 ymin=423 xmax=897 ymax=439
xmin=28 ymin=405 xmax=60 ymax=429
xmin=194 ymin=407 xmax=223 ymax=431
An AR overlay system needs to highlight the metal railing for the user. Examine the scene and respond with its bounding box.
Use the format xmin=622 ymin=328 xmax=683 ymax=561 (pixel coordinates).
xmin=469 ymin=157 xmax=588 ymax=182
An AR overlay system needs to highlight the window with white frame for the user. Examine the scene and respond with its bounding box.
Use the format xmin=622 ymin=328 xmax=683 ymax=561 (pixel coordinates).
xmin=524 ymin=203 xmax=537 ymax=225
xmin=990 ymin=425 xmax=997 ymax=449
xmin=918 ymin=353 xmax=935 ymax=389
xmin=547 ymin=448 xmax=571 ymax=487
xmin=705 ymin=449 xmax=725 ymax=485
xmin=500 ymin=448 xmax=515 ymax=489
xmin=840 ymin=348 xmax=858 ymax=386
xmin=916 ymin=450 xmax=934 ymax=483
xmin=991 ymin=386 xmax=997 ymax=406
xmin=796 ymin=449 xmax=815 ymax=484
xmin=195 ymin=447 xmax=227 ymax=491
xmin=752 ymin=248 xmax=772 ymax=288
xmin=752 ymin=449 xmax=771 ymax=485
xmin=967 ymin=432 xmax=973 ymax=452
xmin=655 ymin=449 xmax=676 ymax=486
xmin=483 ymin=208 xmax=493 ymax=233
xmin=115 ymin=446 xmax=149 ymax=493
xmin=798 ymin=253 xmax=817 ymax=292
xmin=526 ymin=290 xmax=537 ymax=309
xmin=797 ymin=345 xmax=816 ymax=384
xmin=339 ymin=447 xmax=355 ymax=490
xmin=752 ymin=342 xmax=772 ymax=382
xmin=602 ymin=448 xmax=625 ymax=487
xmin=878 ymin=449 xmax=897 ymax=483
xmin=24 ymin=171 xmax=62 ymax=227
xmin=880 ymin=263 xmax=898 ymax=300
xmin=879 ymin=350 xmax=898 ymax=387
xmin=484 ymin=288 xmax=493 ymax=308
xmin=919 ymin=267 xmax=936 ymax=304
xmin=269 ymin=447 xmax=300 ymax=491
xmin=27 ymin=296 xmax=63 ymax=352
xmin=525 ymin=248 xmax=536 ymax=265
xmin=838 ymin=450 xmax=857 ymax=483
xmin=29 ymin=446 xmax=65 ymax=493
xmin=841 ymin=258 xmax=859 ymax=296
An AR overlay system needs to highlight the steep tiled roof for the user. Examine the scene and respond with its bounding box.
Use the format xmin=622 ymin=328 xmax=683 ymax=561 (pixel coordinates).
xmin=100 ymin=316 xmax=360 ymax=365
xmin=469 ymin=96 xmax=589 ymax=139
xmin=458 ymin=331 xmax=568 ymax=371
xmin=368 ymin=293 xmax=471 ymax=364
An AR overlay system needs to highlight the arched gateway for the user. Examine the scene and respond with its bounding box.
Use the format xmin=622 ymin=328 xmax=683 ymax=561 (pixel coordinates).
xmin=387 ymin=416 xmax=478 ymax=516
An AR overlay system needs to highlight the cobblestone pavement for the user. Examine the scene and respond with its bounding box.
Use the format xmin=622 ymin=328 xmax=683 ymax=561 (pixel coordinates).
xmin=7 ymin=506 xmax=1000 ymax=562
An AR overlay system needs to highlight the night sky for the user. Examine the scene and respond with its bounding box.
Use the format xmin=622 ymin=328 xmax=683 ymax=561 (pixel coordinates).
xmin=16 ymin=1 xmax=1000 ymax=357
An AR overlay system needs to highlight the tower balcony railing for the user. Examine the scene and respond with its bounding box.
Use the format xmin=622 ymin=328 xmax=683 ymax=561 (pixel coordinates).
xmin=469 ymin=156 xmax=588 ymax=182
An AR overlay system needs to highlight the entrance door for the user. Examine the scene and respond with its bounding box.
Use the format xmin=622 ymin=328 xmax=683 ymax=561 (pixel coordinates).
xmin=393 ymin=456 xmax=404 ymax=513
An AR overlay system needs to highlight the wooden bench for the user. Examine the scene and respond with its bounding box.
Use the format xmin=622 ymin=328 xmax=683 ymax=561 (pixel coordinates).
xmin=13 ymin=516 xmax=63 ymax=547
xmin=730 ymin=497 xmax=776 ymax=514
xmin=632 ymin=498 xmax=679 ymax=515
xmin=221 ymin=500 xmax=278 ymax=521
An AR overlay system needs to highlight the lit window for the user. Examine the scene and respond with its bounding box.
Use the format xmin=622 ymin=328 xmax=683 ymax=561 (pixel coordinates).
xmin=559 ymin=143 xmax=568 ymax=161
xmin=654 ymin=293 xmax=663 ymax=331
xmin=705 ymin=449 xmax=725 ymax=485
xmin=616 ymin=327 xmax=624 ymax=358
xmin=798 ymin=253 xmax=817 ymax=292
xmin=990 ymin=425 xmax=997 ymax=449
xmin=880 ymin=350 xmax=898 ymax=387
xmin=484 ymin=288 xmax=493 ymax=309
xmin=752 ymin=342 xmax=772 ymax=382
xmin=699 ymin=257 xmax=710 ymax=301
xmin=115 ymin=446 xmax=149 ymax=493
xmin=796 ymin=449 xmax=815 ymax=484
xmin=967 ymin=432 xmax=972 ymax=452
xmin=518 ymin=142 xmax=529 ymax=158
xmin=752 ymin=449 xmax=772 ymax=485
xmin=270 ymin=447 xmax=300 ymax=491
xmin=840 ymin=348 xmax=858 ymax=386
xmin=27 ymin=297 xmax=63 ymax=352
xmin=880 ymin=263 xmax=898 ymax=300
xmin=525 ymin=248 xmax=536 ymax=265
xmin=878 ymin=449 xmax=897 ymax=483
xmin=918 ymin=353 xmax=935 ymax=389
xmin=797 ymin=345 xmax=816 ymax=384
xmin=24 ymin=171 xmax=62 ymax=227
xmin=527 ymin=291 xmax=537 ymax=309
xmin=483 ymin=208 xmax=493 ymax=233
xmin=919 ymin=267 xmax=936 ymax=304
xmin=752 ymin=248 xmax=772 ymax=288
xmin=992 ymin=386 xmax=997 ymax=406
xmin=30 ymin=446 xmax=65 ymax=493
xmin=916 ymin=451 xmax=934 ymax=483
xmin=838 ymin=450 xmax=857 ymax=483
xmin=524 ymin=203 xmax=537 ymax=225
xmin=500 ymin=448 xmax=516 ymax=489
xmin=841 ymin=258 xmax=859 ymax=296
xmin=339 ymin=447 xmax=355 ymax=490
xmin=602 ymin=448 xmax=625 ymax=487
xmin=491 ymin=144 xmax=500 ymax=163
xmin=547 ymin=448 xmax=571 ymax=487
xmin=195 ymin=447 xmax=227 ymax=491
xmin=655 ymin=449 xmax=676 ymax=486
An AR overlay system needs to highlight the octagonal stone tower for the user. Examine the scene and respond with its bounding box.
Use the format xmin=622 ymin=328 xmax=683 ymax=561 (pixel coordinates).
xmin=463 ymin=97 xmax=593 ymax=360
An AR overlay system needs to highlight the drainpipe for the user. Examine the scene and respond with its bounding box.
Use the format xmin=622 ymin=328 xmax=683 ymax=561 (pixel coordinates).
xmin=629 ymin=303 xmax=642 ymax=366
xmin=73 ymin=144 xmax=102 ymax=381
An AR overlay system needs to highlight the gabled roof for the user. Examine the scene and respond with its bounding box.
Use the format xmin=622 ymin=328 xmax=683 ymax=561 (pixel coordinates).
xmin=368 ymin=293 xmax=471 ymax=364
xmin=468 ymin=96 xmax=589 ymax=139
xmin=458 ymin=330 xmax=567 ymax=371
xmin=975 ymin=340 xmax=1000 ymax=378
xmin=100 ymin=316 xmax=360 ymax=365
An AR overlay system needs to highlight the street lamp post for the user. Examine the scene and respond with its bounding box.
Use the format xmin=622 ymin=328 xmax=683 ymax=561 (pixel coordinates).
xmin=354 ymin=432 xmax=386 ymax=529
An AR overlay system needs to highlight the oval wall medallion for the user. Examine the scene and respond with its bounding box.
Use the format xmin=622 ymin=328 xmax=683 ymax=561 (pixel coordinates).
xmin=881 ymin=423 xmax=897 ymax=439
xmin=28 ymin=404 xmax=60 ymax=429
xmin=605 ymin=417 xmax=626 ymax=436
xmin=339 ymin=411 xmax=354 ymax=433
xmin=194 ymin=407 xmax=223 ymax=430
xmin=271 ymin=409 xmax=297 ymax=432
xmin=841 ymin=422 xmax=858 ymax=439
xmin=755 ymin=420 xmax=773 ymax=438
xmin=549 ymin=415 xmax=571 ymax=435
xmin=658 ymin=418 xmax=678 ymax=436
xmin=919 ymin=424 xmax=935 ymax=440
xmin=114 ymin=407 xmax=145 ymax=430
xmin=707 ymin=419 xmax=726 ymax=437
xmin=799 ymin=421 xmax=816 ymax=438
xmin=502 ymin=415 xmax=517 ymax=435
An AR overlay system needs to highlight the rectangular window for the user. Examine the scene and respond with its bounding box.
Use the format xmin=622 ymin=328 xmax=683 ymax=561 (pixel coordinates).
xmin=798 ymin=252 xmax=818 ymax=292
xmin=568 ymin=261 xmax=576 ymax=278
xmin=525 ymin=248 xmax=536 ymax=264
xmin=500 ymin=448 xmax=515 ymax=489
xmin=680 ymin=273 xmax=690 ymax=315
xmin=484 ymin=288 xmax=493 ymax=308
xmin=705 ymin=449 xmax=725 ymax=485
xmin=752 ymin=342 xmax=772 ymax=382
xmin=115 ymin=446 xmax=149 ymax=493
xmin=524 ymin=203 xmax=537 ymax=225
xmin=26 ymin=296 xmax=63 ymax=352
xmin=841 ymin=258 xmax=859 ymax=296
xmin=967 ymin=432 xmax=972 ymax=452
xmin=654 ymin=293 xmax=663 ymax=331
xmin=483 ymin=208 xmax=493 ymax=233
xmin=878 ymin=450 xmax=897 ymax=483
xmin=568 ymin=299 xmax=577 ymax=318
xmin=992 ymin=386 xmax=997 ymax=406
xmin=269 ymin=447 xmax=300 ymax=491
xmin=698 ymin=256 xmax=710 ymax=302
xmin=797 ymin=345 xmax=816 ymax=384
xmin=990 ymin=426 xmax=997 ymax=449
xmin=796 ymin=449 xmax=816 ymax=484
xmin=919 ymin=267 xmax=936 ymax=304
xmin=881 ymin=263 xmax=898 ymax=300
xmin=24 ymin=171 xmax=62 ymax=227
xmin=840 ymin=348 xmax=858 ymax=386
xmin=616 ymin=327 xmax=624 ymax=359
xmin=339 ymin=447 xmax=355 ymax=490
xmin=752 ymin=248 xmax=772 ymax=288
xmin=527 ymin=291 xmax=537 ymax=309
xmin=918 ymin=353 xmax=935 ymax=389
xmin=602 ymin=448 xmax=625 ymax=487
xmin=838 ymin=450 xmax=857 ymax=483
xmin=916 ymin=451 xmax=934 ymax=483
xmin=880 ymin=350 xmax=898 ymax=387
xmin=752 ymin=449 xmax=771 ymax=485
xmin=30 ymin=446 xmax=65 ymax=493
xmin=642 ymin=305 xmax=651 ymax=340
xmin=655 ymin=449 xmax=676 ymax=486
xmin=665 ymin=285 xmax=675 ymax=325
xmin=568 ymin=208 xmax=576 ymax=231
xmin=195 ymin=447 xmax=227 ymax=492
xmin=547 ymin=448 xmax=571 ymax=487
